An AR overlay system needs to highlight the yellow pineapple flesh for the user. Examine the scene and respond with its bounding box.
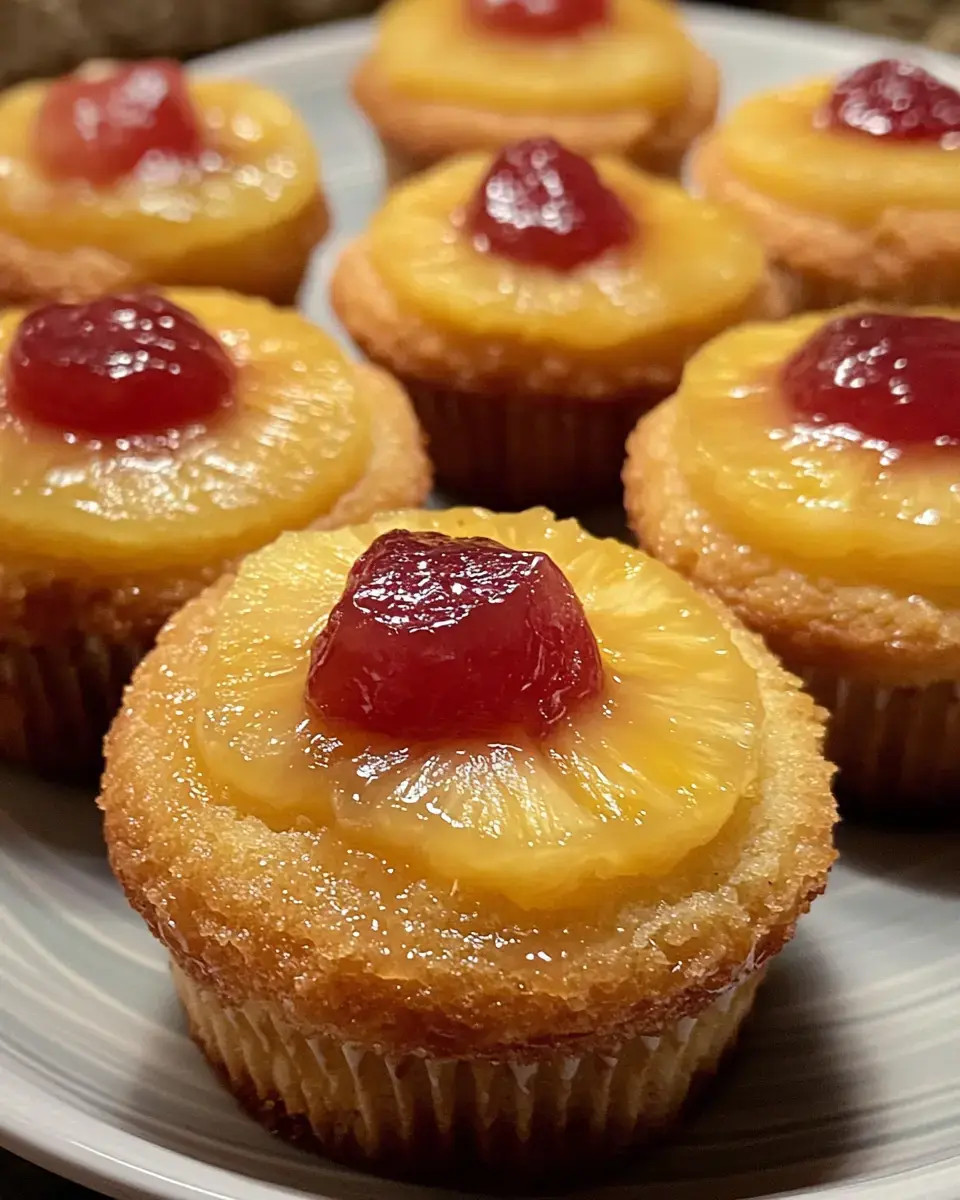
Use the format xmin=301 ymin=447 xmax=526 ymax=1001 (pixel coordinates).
xmin=716 ymin=80 xmax=959 ymax=226
xmin=0 ymin=289 xmax=371 ymax=570
xmin=195 ymin=508 xmax=761 ymax=909
xmin=368 ymin=156 xmax=767 ymax=360
xmin=0 ymin=80 xmax=317 ymax=273
xmin=375 ymin=0 xmax=693 ymax=115
xmin=672 ymin=310 xmax=960 ymax=604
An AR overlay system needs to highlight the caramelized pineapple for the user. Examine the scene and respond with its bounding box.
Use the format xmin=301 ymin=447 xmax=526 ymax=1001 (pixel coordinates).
xmin=375 ymin=0 xmax=692 ymax=115
xmin=672 ymin=310 xmax=960 ymax=602
xmin=368 ymin=155 xmax=768 ymax=359
xmin=0 ymin=289 xmax=370 ymax=570
xmin=0 ymin=78 xmax=319 ymax=291
xmin=196 ymin=508 xmax=761 ymax=909
xmin=715 ymin=79 xmax=959 ymax=227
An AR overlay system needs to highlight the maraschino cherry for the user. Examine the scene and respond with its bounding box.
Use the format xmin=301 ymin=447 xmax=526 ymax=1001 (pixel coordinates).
xmin=34 ymin=60 xmax=204 ymax=186
xmin=781 ymin=312 xmax=960 ymax=451
xmin=821 ymin=59 xmax=960 ymax=145
xmin=6 ymin=292 xmax=236 ymax=439
xmin=466 ymin=137 xmax=637 ymax=271
xmin=307 ymin=529 xmax=604 ymax=741
xmin=465 ymin=0 xmax=609 ymax=38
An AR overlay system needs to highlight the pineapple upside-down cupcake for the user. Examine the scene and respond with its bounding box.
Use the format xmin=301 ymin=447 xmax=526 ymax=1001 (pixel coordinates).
xmin=100 ymin=506 xmax=836 ymax=1179
xmin=694 ymin=58 xmax=960 ymax=310
xmin=625 ymin=306 xmax=960 ymax=821
xmin=0 ymin=59 xmax=327 ymax=307
xmin=332 ymin=136 xmax=786 ymax=511
xmin=354 ymin=0 xmax=719 ymax=183
xmin=0 ymin=288 xmax=429 ymax=778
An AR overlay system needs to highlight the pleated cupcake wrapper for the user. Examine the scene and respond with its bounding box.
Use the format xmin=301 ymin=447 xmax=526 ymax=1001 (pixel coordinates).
xmin=173 ymin=961 xmax=764 ymax=1178
xmin=407 ymin=381 xmax=665 ymax=514
xmin=801 ymin=666 xmax=960 ymax=820
xmin=0 ymin=632 xmax=152 ymax=780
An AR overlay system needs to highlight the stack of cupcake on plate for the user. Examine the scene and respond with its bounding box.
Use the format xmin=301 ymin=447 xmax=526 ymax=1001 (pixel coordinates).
xmin=1 ymin=0 xmax=956 ymax=1183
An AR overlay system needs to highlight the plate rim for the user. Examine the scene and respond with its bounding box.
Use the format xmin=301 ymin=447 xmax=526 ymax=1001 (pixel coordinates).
xmin=1 ymin=8 xmax=958 ymax=1199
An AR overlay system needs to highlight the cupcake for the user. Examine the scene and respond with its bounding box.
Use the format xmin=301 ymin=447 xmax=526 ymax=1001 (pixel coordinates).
xmin=0 ymin=59 xmax=327 ymax=307
xmin=353 ymin=0 xmax=719 ymax=184
xmin=625 ymin=306 xmax=960 ymax=821
xmin=694 ymin=58 xmax=960 ymax=310
xmin=0 ymin=287 xmax=429 ymax=778
xmin=331 ymin=136 xmax=786 ymax=511
xmin=100 ymin=506 xmax=836 ymax=1179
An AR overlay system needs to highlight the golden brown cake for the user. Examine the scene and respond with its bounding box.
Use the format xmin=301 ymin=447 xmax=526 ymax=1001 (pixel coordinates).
xmin=100 ymin=506 xmax=836 ymax=1179
xmin=0 ymin=287 xmax=429 ymax=778
xmin=353 ymin=0 xmax=719 ymax=183
xmin=694 ymin=58 xmax=960 ymax=310
xmin=0 ymin=60 xmax=328 ymax=307
xmin=625 ymin=306 xmax=960 ymax=821
xmin=332 ymin=136 xmax=785 ymax=511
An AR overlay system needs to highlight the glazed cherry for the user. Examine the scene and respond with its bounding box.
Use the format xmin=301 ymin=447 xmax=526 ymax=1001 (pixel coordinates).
xmin=307 ymin=529 xmax=604 ymax=741
xmin=782 ymin=312 xmax=960 ymax=450
xmin=34 ymin=60 xmax=203 ymax=186
xmin=465 ymin=0 xmax=609 ymax=38
xmin=466 ymin=137 xmax=637 ymax=271
xmin=821 ymin=59 xmax=960 ymax=144
xmin=6 ymin=292 xmax=236 ymax=439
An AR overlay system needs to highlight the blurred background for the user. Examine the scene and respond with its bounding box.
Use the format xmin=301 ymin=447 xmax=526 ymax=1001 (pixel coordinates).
xmin=0 ymin=0 xmax=955 ymax=90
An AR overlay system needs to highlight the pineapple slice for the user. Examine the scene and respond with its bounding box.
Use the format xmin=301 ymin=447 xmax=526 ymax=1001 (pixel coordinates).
xmin=0 ymin=80 xmax=317 ymax=272
xmin=368 ymin=156 xmax=767 ymax=356
xmin=672 ymin=311 xmax=960 ymax=603
xmin=375 ymin=0 xmax=692 ymax=115
xmin=715 ymin=79 xmax=959 ymax=227
xmin=195 ymin=508 xmax=761 ymax=909
xmin=0 ymin=289 xmax=370 ymax=570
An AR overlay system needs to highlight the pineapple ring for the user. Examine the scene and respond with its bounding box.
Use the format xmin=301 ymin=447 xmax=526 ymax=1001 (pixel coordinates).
xmin=368 ymin=156 xmax=768 ymax=353
xmin=0 ymin=80 xmax=317 ymax=271
xmin=715 ymin=79 xmax=960 ymax=227
xmin=0 ymin=289 xmax=371 ymax=570
xmin=375 ymin=0 xmax=693 ymax=116
xmin=673 ymin=309 xmax=960 ymax=604
xmin=195 ymin=508 xmax=762 ymax=909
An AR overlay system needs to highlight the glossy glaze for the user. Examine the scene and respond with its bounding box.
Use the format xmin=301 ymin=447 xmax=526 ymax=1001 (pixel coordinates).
xmin=7 ymin=293 xmax=235 ymax=438
xmin=466 ymin=137 xmax=636 ymax=270
xmin=34 ymin=61 xmax=203 ymax=186
xmin=821 ymin=59 xmax=960 ymax=146
xmin=308 ymin=529 xmax=603 ymax=739
xmin=782 ymin=312 xmax=960 ymax=451
xmin=465 ymin=0 xmax=609 ymax=38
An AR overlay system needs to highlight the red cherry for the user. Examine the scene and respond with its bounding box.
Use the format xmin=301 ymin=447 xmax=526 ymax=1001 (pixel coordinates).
xmin=465 ymin=0 xmax=609 ymax=37
xmin=781 ymin=312 xmax=960 ymax=451
xmin=466 ymin=137 xmax=637 ymax=271
xmin=307 ymin=529 xmax=604 ymax=741
xmin=5 ymin=292 xmax=236 ymax=439
xmin=820 ymin=59 xmax=960 ymax=145
xmin=34 ymin=60 xmax=203 ymax=186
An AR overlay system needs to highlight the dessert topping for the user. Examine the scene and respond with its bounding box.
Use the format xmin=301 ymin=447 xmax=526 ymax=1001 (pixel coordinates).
xmin=466 ymin=137 xmax=637 ymax=270
xmin=782 ymin=312 xmax=960 ymax=450
xmin=821 ymin=59 xmax=960 ymax=145
xmin=465 ymin=0 xmax=609 ymax=37
xmin=307 ymin=529 xmax=603 ymax=740
xmin=6 ymin=292 xmax=236 ymax=438
xmin=34 ymin=60 xmax=204 ymax=185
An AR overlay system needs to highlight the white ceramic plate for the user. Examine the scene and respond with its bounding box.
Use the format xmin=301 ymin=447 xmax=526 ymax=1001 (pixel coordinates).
xmin=1 ymin=9 xmax=959 ymax=1200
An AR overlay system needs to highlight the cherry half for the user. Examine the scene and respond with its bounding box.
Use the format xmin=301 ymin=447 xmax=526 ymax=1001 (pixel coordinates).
xmin=781 ymin=312 xmax=960 ymax=451
xmin=307 ymin=529 xmax=604 ymax=741
xmin=820 ymin=59 xmax=960 ymax=145
xmin=466 ymin=137 xmax=638 ymax=271
xmin=6 ymin=292 xmax=236 ymax=439
xmin=34 ymin=60 xmax=204 ymax=186
xmin=465 ymin=0 xmax=609 ymax=38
